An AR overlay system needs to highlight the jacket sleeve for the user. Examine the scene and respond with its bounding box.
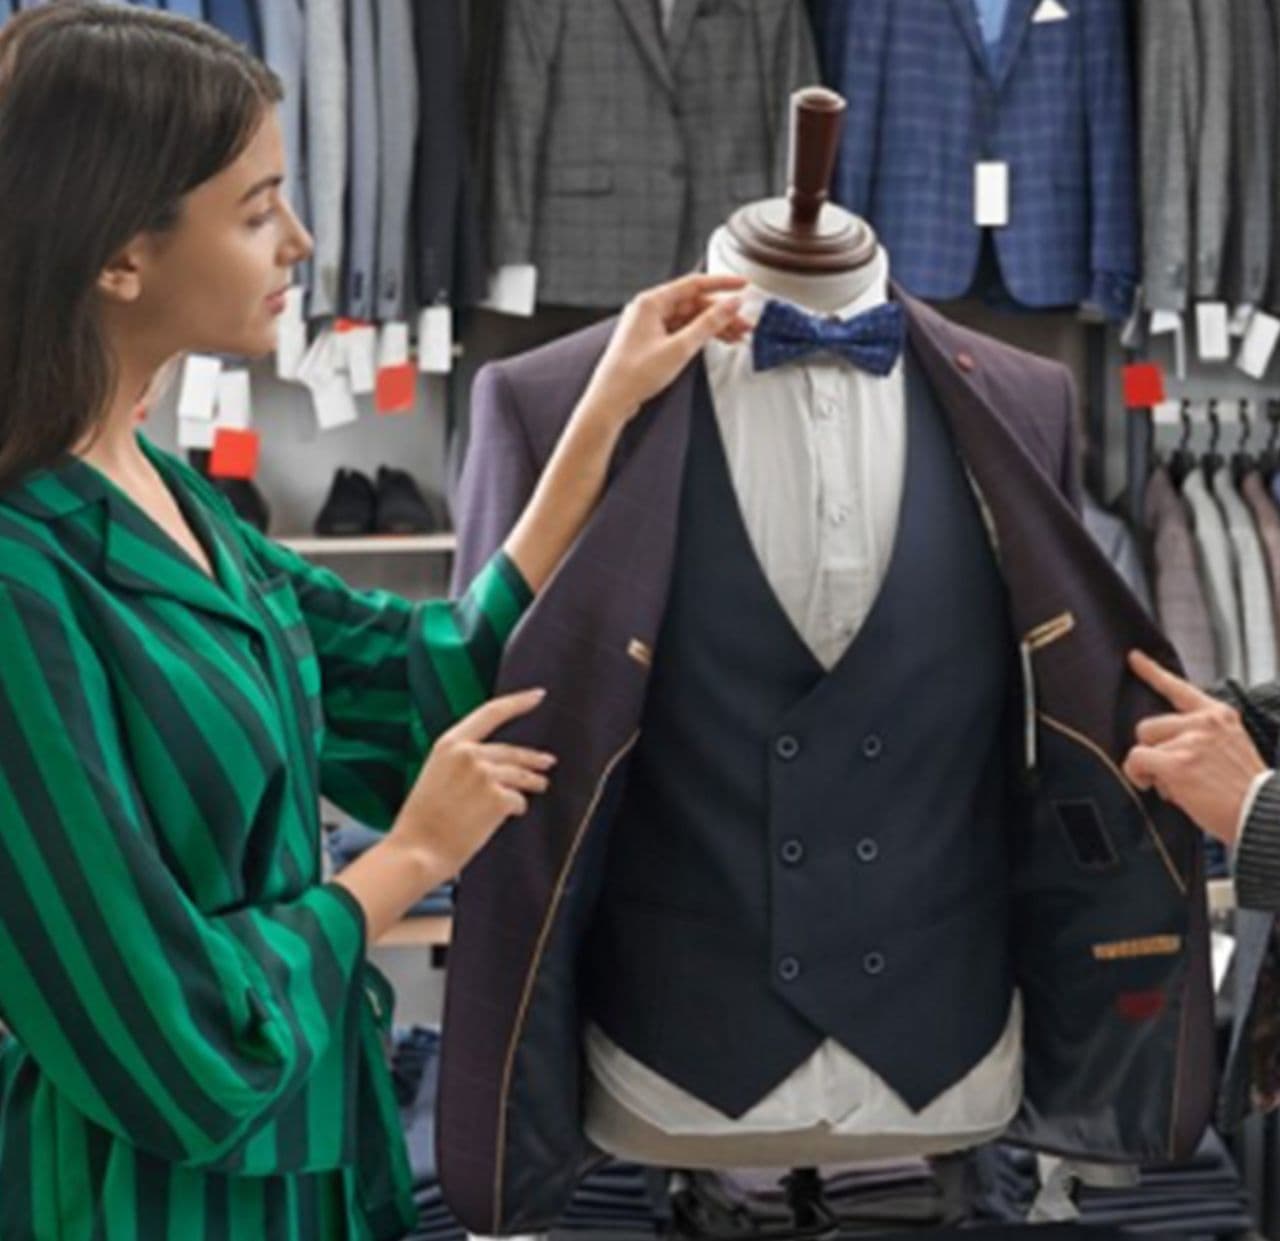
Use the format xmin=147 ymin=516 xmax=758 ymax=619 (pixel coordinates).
xmin=489 ymin=0 xmax=563 ymax=266
xmin=819 ymin=0 xmax=888 ymax=218
xmin=1058 ymin=368 xmax=1084 ymax=515
xmin=451 ymin=361 xmax=543 ymax=595
xmin=0 ymin=580 xmax=368 ymax=1172
xmin=239 ymin=527 xmax=533 ymax=830
xmin=1082 ymin=0 xmax=1140 ymax=320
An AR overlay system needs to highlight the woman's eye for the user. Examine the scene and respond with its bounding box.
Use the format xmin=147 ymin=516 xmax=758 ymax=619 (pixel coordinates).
xmin=247 ymin=208 xmax=278 ymax=229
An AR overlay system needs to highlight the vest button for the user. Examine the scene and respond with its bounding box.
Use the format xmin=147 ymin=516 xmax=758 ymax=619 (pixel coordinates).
xmin=863 ymin=951 xmax=886 ymax=977
xmin=856 ymin=838 xmax=879 ymax=864
xmin=778 ymin=956 xmax=802 ymax=983
xmin=861 ymin=734 xmax=883 ymax=760
xmin=780 ymin=838 xmax=805 ymax=866
xmin=776 ymin=734 xmax=801 ymax=761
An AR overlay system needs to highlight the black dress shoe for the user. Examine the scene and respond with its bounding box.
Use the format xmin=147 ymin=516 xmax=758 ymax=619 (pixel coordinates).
xmin=213 ymin=478 xmax=271 ymax=534
xmin=374 ymin=466 xmax=435 ymax=535
xmin=187 ymin=450 xmax=271 ymax=533
xmin=314 ymin=468 xmax=376 ymax=536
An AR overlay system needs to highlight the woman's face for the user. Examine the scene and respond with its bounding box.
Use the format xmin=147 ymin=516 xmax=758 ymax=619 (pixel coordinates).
xmin=124 ymin=105 xmax=313 ymax=361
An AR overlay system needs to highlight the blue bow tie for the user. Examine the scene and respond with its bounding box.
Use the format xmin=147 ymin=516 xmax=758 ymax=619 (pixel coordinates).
xmin=751 ymin=299 xmax=907 ymax=376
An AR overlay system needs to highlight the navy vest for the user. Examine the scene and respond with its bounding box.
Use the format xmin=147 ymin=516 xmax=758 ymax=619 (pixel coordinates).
xmin=583 ymin=356 xmax=1019 ymax=1118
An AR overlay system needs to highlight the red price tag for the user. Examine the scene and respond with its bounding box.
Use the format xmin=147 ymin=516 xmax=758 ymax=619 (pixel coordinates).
xmin=376 ymin=363 xmax=416 ymax=415
xmin=1122 ymin=363 xmax=1166 ymax=409
xmin=209 ymin=428 xmax=261 ymax=480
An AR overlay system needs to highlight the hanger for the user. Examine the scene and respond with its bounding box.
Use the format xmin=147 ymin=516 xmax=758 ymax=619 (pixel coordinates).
xmin=1168 ymin=399 xmax=1196 ymax=486
xmin=1231 ymin=398 xmax=1256 ymax=484
xmin=1202 ymin=399 xmax=1224 ymax=481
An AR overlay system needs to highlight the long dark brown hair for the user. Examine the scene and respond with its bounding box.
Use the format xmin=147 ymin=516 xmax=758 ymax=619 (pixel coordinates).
xmin=0 ymin=1 xmax=281 ymax=487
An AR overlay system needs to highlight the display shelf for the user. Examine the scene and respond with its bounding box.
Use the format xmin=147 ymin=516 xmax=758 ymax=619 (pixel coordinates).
xmin=375 ymin=915 xmax=453 ymax=948
xmin=277 ymin=533 xmax=456 ymax=556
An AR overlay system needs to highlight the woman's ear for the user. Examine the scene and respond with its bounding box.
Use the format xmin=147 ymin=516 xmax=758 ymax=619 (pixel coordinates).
xmin=96 ymin=238 xmax=147 ymax=304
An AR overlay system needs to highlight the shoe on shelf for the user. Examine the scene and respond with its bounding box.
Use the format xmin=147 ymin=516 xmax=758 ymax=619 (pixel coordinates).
xmin=374 ymin=466 xmax=435 ymax=535
xmin=187 ymin=449 xmax=271 ymax=533
xmin=213 ymin=478 xmax=271 ymax=534
xmin=314 ymin=468 xmax=377 ymax=537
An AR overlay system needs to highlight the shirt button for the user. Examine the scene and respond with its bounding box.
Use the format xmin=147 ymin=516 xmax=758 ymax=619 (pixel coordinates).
xmin=862 ymin=734 xmax=884 ymax=761
xmin=778 ymin=956 xmax=802 ymax=983
xmin=780 ymin=838 xmax=805 ymax=866
xmin=863 ymin=951 xmax=886 ymax=977
xmin=856 ymin=838 xmax=879 ymax=864
xmin=829 ymin=506 xmax=850 ymax=528
xmin=776 ymin=734 xmax=801 ymax=761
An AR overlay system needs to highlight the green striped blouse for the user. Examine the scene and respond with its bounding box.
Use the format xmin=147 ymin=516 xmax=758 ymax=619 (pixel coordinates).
xmin=0 ymin=436 xmax=532 ymax=1240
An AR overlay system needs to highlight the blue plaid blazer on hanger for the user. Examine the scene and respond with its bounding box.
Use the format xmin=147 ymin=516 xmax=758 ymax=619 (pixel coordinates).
xmin=809 ymin=0 xmax=1138 ymax=320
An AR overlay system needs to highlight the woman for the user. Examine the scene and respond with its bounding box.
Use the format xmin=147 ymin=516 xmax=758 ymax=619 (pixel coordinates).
xmin=0 ymin=4 xmax=746 ymax=1237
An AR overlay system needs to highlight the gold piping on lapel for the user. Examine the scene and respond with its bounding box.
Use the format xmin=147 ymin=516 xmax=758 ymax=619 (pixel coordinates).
xmin=1091 ymin=935 xmax=1183 ymax=962
xmin=627 ymin=639 xmax=653 ymax=668
xmin=1037 ymin=714 xmax=1186 ymax=897
xmin=1025 ymin=612 xmax=1077 ymax=652
xmin=493 ymin=731 xmax=641 ymax=1230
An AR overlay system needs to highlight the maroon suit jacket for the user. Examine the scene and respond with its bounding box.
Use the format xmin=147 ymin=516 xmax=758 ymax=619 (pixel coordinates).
xmin=441 ymin=289 xmax=1214 ymax=1235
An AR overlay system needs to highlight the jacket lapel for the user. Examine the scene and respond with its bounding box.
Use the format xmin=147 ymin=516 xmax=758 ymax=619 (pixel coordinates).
xmin=4 ymin=449 xmax=263 ymax=636
xmin=945 ymin=0 xmax=995 ymax=80
xmin=897 ymin=287 xmax=1177 ymax=748
xmin=666 ymin=0 xmax=708 ymax=76
xmin=613 ymin=0 xmax=675 ymax=95
xmin=991 ymin=0 xmax=1044 ymax=90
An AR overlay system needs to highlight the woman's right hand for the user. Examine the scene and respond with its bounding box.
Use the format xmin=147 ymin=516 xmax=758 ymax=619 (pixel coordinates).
xmin=335 ymin=688 xmax=554 ymax=942
xmin=389 ymin=687 xmax=556 ymax=876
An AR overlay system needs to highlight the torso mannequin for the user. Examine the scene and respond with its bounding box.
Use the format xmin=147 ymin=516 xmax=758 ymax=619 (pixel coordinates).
xmin=581 ymin=229 xmax=1025 ymax=1167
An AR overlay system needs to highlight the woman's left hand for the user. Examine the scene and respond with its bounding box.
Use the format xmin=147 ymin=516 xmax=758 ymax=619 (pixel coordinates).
xmin=576 ymin=272 xmax=751 ymax=431
xmin=1122 ymin=650 xmax=1270 ymax=845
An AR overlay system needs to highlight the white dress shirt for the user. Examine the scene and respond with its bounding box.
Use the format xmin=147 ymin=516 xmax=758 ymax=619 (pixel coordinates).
xmin=583 ymin=244 xmax=1024 ymax=1163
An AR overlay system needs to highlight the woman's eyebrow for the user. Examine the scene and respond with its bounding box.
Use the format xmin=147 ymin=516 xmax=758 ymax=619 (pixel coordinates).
xmin=237 ymin=174 xmax=284 ymax=204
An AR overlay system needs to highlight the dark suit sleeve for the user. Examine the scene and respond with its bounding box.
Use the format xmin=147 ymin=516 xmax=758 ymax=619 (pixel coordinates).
xmin=1082 ymin=0 xmax=1139 ymax=319
xmin=489 ymin=0 xmax=562 ymax=267
xmin=1210 ymin=680 xmax=1280 ymax=911
xmin=1058 ymin=368 xmax=1084 ymax=515
xmin=452 ymin=362 xmax=541 ymax=595
xmin=1237 ymin=775 xmax=1280 ymax=912
xmin=821 ymin=0 xmax=888 ymax=217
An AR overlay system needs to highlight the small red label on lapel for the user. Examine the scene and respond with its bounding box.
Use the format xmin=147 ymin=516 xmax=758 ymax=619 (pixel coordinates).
xmin=1122 ymin=363 xmax=1166 ymax=409
xmin=1116 ymin=989 xmax=1166 ymax=1023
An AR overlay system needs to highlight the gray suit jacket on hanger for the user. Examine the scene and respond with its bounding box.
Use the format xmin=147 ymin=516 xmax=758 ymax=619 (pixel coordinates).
xmin=375 ymin=0 xmax=418 ymax=322
xmin=1225 ymin=0 xmax=1275 ymax=308
xmin=1193 ymin=0 xmax=1231 ymax=301
xmin=344 ymin=0 xmax=379 ymax=321
xmin=488 ymin=0 xmax=818 ymax=308
xmin=305 ymin=0 xmax=346 ymax=319
xmin=259 ymin=0 xmax=308 ymax=236
xmin=1139 ymin=0 xmax=1197 ymax=311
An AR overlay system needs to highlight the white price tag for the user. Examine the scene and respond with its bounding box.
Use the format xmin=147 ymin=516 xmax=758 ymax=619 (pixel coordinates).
xmin=214 ymin=369 xmax=252 ymax=430
xmin=378 ymin=321 xmax=410 ymax=369
xmin=344 ymin=326 xmax=378 ymax=395
xmin=974 ymin=162 xmax=1009 ymax=228
xmin=481 ymin=264 xmax=538 ymax=318
xmin=310 ymin=372 xmax=361 ymax=431
xmin=297 ymin=330 xmax=338 ymax=389
xmin=1237 ymin=310 xmax=1280 ymax=379
xmin=1196 ymin=302 xmax=1231 ymax=361
xmin=177 ymin=354 xmax=223 ymax=421
xmin=177 ymin=416 xmax=218 ymax=450
xmin=275 ymin=288 xmax=307 ymax=381
xmin=418 ymin=306 xmax=455 ymax=374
